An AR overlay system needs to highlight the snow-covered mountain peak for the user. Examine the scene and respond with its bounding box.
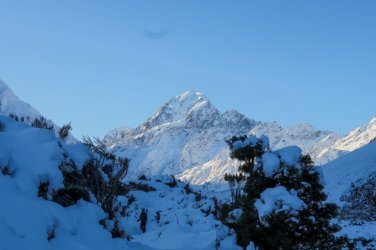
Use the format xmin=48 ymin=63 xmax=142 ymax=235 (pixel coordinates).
xmin=141 ymin=90 xmax=219 ymax=131
xmin=177 ymin=90 xmax=206 ymax=103
xmin=104 ymin=91 xmax=346 ymax=181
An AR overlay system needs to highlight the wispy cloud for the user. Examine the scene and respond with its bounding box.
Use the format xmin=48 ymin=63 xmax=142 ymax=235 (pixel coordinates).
xmin=143 ymin=28 xmax=170 ymax=40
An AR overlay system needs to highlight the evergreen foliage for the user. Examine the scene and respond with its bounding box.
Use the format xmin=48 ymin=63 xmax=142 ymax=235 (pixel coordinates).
xmin=219 ymin=135 xmax=344 ymax=249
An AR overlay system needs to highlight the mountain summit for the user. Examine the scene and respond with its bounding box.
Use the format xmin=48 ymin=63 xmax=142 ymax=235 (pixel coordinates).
xmin=140 ymin=91 xmax=222 ymax=132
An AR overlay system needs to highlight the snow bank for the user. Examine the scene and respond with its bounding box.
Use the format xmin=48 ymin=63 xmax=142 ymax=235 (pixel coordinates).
xmin=276 ymin=146 xmax=302 ymax=165
xmin=0 ymin=116 xmax=64 ymax=194
xmin=261 ymin=152 xmax=280 ymax=177
xmin=0 ymin=116 xmax=152 ymax=250
xmin=255 ymin=186 xmax=305 ymax=223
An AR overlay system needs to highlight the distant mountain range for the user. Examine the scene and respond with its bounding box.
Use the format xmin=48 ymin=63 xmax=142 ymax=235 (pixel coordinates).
xmin=103 ymin=90 xmax=376 ymax=184
xmin=1 ymin=79 xmax=375 ymax=185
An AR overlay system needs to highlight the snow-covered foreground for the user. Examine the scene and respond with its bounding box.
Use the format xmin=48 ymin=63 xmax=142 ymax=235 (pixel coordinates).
xmin=0 ymin=116 xmax=151 ymax=250
xmin=1 ymin=113 xmax=376 ymax=249
xmin=0 ymin=116 xmax=241 ymax=250
xmin=122 ymin=178 xmax=242 ymax=250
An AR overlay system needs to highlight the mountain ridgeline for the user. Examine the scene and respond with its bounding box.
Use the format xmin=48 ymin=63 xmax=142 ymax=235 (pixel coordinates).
xmin=103 ymin=91 xmax=376 ymax=185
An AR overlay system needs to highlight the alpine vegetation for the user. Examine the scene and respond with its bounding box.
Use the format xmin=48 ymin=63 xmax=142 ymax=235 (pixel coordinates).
xmin=219 ymin=135 xmax=345 ymax=249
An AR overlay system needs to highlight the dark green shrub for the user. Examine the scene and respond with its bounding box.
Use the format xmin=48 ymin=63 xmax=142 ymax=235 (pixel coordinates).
xmin=219 ymin=135 xmax=344 ymax=249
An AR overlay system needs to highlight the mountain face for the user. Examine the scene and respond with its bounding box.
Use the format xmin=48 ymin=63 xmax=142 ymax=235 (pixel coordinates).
xmin=104 ymin=91 xmax=348 ymax=184
xmin=314 ymin=116 xmax=376 ymax=165
xmin=104 ymin=91 xmax=258 ymax=178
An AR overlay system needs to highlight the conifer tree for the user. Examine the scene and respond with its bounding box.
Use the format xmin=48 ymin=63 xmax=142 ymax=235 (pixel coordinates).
xmin=220 ymin=135 xmax=344 ymax=249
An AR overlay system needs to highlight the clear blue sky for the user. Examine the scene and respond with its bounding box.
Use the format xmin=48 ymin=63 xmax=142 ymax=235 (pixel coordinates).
xmin=0 ymin=0 xmax=375 ymax=139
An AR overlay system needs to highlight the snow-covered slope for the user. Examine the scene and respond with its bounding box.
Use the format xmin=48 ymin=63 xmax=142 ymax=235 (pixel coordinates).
xmin=333 ymin=117 xmax=376 ymax=151
xmin=123 ymin=177 xmax=241 ymax=250
xmin=0 ymin=116 xmax=151 ymax=250
xmin=105 ymin=91 xmax=341 ymax=184
xmin=0 ymin=79 xmax=77 ymax=142
xmin=322 ymin=140 xmax=376 ymax=204
xmin=0 ymin=79 xmax=43 ymax=119
xmin=0 ymin=115 xmax=242 ymax=250
xmin=315 ymin=117 xmax=376 ymax=165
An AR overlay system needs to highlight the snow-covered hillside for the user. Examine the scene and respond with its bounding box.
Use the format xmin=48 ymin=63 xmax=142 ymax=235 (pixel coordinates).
xmin=0 ymin=116 xmax=147 ymax=250
xmin=104 ymin=91 xmax=343 ymax=184
xmin=323 ymin=140 xmax=376 ymax=204
xmin=0 ymin=115 xmax=244 ymax=250
xmin=0 ymin=79 xmax=76 ymax=142
xmin=0 ymin=79 xmax=43 ymax=119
